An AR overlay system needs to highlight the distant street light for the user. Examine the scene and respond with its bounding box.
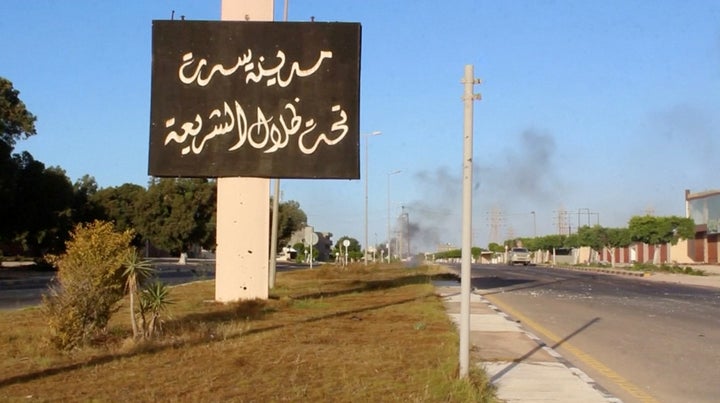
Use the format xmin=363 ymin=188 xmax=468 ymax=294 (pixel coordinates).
xmin=387 ymin=170 xmax=402 ymax=262
xmin=531 ymin=211 xmax=536 ymax=237
xmin=363 ymin=131 xmax=381 ymax=266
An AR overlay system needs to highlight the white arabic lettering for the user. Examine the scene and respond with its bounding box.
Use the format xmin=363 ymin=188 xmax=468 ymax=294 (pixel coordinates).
xmin=177 ymin=50 xmax=333 ymax=88
xmin=163 ymin=115 xmax=203 ymax=155
xmin=299 ymin=105 xmax=348 ymax=154
xmin=178 ymin=51 xmax=253 ymax=86
xmin=161 ymin=99 xmax=350 ymax=156
xmin=190 ymin=101 xmax=236 ymax=154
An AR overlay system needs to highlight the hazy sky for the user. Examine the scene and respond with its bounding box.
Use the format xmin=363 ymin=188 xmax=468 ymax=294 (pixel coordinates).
xmin=2 ymin=1 xmax=719 ymax=252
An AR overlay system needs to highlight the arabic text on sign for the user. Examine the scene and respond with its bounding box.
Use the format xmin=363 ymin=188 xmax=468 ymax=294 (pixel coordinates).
xmin=163 ymin=98 xmax=349 ymax=156
xmin=178 ymin=50 xmax=333 ymax=88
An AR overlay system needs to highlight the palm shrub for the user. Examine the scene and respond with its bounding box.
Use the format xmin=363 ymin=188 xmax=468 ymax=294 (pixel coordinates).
xmin=42 ymin=220 xmax=134 ymax=350
xmin=138 ymin=281 xmax=173 ymax=338
xmin=122 ymin=251 xmax=155 ymax=339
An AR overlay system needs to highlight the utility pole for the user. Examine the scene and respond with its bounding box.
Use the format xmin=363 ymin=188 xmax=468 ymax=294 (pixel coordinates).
xmin=269 ymin=0 xmax=291 ymax=289
xmin=531 ymin=211 xmax=537 ymax=237
xmin=555 ymin=207 xmax=568 ymax=235
xmin=398 ymin=206 xmax=410 ymax=260
xmin=398 ymin=207 xmax=403 ymax=260
xmin=363 ymin=131 xmax=381 ymax=266
xmin=488 ymin=208 xmax=502 ymax=244
xmin=406 ymin=209 xmax=411 ymax=258
xmin=386 ymin=170 xmax=401 ymax=262
xmin=459 ymin=65 xmax=481 ymax=379
xmin=269 ymin=179 xmax=280 ymax=288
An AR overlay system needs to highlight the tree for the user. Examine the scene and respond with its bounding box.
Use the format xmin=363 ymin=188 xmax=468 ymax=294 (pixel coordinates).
xmin=0 ymin=77 xmax=36 ymax=148
xmin=578 ymin=225 xmax=632 ymax=267
xmin=134 ymin=178 xmax=216 ymax=257
xmin=71 ymin=174 xmax=103 ymax=224
xmin=274 ymin=199 xmax=307 ymax=249
xmin=122 ymin=251 xmax=155 ymax=339
xmin=334 ymin=236 xmax=362 ymax=261
xmin=603 ymin=227 xmax=632 ymax=267
xmin=487 ymin=242 xmax=505 ymax=253
xmin=434 ymin=248 xmax=461 ymax=260
xmin=0 ymin=142 xmax=16 ymax=225
xmin=1 ymin=77 xmax=40 ymax=254
xmin=92 ymin=183 xmax=146 ymax=245
xmin=577 ymin=225 xmax=604 ymax=262
xmin=628 ymin=215 xmax=695 ymax=264
xmin=292 ymin=242 xmax=306 ymax=263
xmin=533 ymin=234 xmax=569 ymax=264
xmin=564 ymin=233 xmax=581 ymax=249
xmin=1 ymin=78 xmax=106 ymax=257
xmin=2 ymin=154 xmax=75 ymax=256
xmin=532 ymin=234 xmax=565 ymax=252
xmin=471 ymin=247 xmax=486 ymax=261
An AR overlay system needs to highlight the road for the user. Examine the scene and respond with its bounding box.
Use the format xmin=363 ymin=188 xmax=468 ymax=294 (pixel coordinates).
xmin=463 ymin=263 xmax=720 ymax=403
xmin=0 ymin=265 xmax=211 ymax=311
xmin=0 ymin=259 xmax=312 ymax=311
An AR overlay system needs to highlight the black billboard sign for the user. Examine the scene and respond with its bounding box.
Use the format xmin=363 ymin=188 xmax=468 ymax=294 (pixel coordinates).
xmin=149 ymin=21 xmax=361 ymax=178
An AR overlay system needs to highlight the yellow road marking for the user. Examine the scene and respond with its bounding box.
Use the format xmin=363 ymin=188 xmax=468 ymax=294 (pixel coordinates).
xmin=485 ymin=294 xmax=660 ymax=403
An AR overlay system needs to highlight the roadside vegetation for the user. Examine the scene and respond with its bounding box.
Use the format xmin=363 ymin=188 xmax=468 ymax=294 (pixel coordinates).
xmin=570 ymin=261 xmax=707 ymax=276
xmin=628 ymin=262 xmax=706 ymax=276
xmin=0 ymin=264 xmax=497 ymax=402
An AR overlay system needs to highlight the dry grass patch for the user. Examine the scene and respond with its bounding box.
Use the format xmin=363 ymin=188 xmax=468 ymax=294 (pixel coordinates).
xmin=0 ymin=264 xmax=496 ymax=402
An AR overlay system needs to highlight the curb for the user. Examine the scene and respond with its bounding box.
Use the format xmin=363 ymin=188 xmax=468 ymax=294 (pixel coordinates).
xmin=435 ymin=284 xmax=619 ymax=403
xmin=542 ymin=265 xmax=651 ymax=277
xmin=473 ymin=291 xmax=620 ymax=402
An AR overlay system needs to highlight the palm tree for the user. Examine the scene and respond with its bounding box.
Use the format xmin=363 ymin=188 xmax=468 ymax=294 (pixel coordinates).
xmin=122 ymin=251 xmax=155 ymax=339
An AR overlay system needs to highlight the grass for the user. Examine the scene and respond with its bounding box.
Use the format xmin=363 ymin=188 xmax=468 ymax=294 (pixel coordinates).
xmin=628 ymin=262 xmax=707 ymax=276
xmin=570 ymin=261 xmax=707 ymax=276
xmin=0 ymin=263 xmax=497 ymax=402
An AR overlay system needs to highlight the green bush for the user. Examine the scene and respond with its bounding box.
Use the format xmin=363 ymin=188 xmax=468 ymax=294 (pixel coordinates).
xmin=138 ymin=281 xmax=173 ymax=338
xmin=631 ymin=262 xmax=706 ymax=276
xmin=42 ymin=220 xmax=134 ymax=350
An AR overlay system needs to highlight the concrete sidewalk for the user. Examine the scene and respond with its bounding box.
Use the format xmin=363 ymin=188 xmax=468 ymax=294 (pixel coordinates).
xmin=435 ymin=265 xmax=720 ymax=402
xmin=436 ymin=286 xmax=619 ymax=402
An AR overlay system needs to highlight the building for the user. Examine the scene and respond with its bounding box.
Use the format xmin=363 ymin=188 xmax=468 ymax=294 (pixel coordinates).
xmin=288 ymin=228 xmax=333 ymax=262
xmin=593 ymin=189 xmax=720 ymax=265
xmin=685 ymin=189 xmax=720 ymax=263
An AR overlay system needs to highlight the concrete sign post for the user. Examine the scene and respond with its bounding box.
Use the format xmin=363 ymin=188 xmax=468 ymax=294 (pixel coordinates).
xmin=216 ymin=0 xmax=273 ymax=302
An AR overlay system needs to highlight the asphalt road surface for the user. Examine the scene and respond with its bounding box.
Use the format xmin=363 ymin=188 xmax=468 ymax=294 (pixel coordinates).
xmin=0 ymin=267 xmax=212 ymax=311
xmin=0 ymin=259 xmax=312 ymax=311
xmin=463 ymin=263 xmax=720 ymax=403
xmin=0 ymin=260 xmax=215 ymax=310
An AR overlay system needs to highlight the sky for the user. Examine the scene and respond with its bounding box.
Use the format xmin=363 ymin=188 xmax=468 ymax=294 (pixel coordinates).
xmin=2 ymin=0 xmax=719 ymax=253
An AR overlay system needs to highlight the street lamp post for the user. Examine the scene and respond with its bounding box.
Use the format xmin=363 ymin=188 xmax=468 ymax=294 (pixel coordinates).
xmin=531 ymin=211 xmax=536 ymax=237
xmin=363 ymin=131 xmax=381 ymax=266
xmin=387 ymin=170 xmax=402 ymax=263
